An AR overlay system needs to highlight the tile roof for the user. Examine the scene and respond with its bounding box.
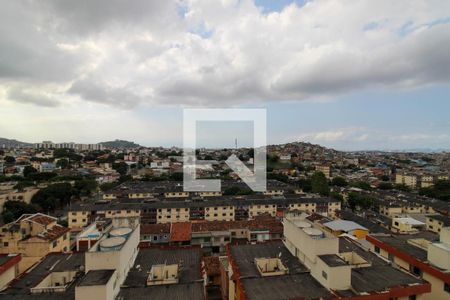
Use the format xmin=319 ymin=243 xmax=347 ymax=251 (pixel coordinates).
xmin=203 ymin=256 xmax=221 ymax=277
xmin=140 ymin=223 xmax=170 ymax=235
xmin=170 ymin=222 xmax=192 ymax=242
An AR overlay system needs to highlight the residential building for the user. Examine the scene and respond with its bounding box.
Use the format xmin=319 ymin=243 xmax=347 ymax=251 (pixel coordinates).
xmin=0 ymin=254 xmax=21 ymax=290
xmin=0 ymin=213 xmax=70 ymax=272
xmin=367 ymin=229 xmax=450 ymax=300
xmin=426 ymin=215 xmax=450 ymax=234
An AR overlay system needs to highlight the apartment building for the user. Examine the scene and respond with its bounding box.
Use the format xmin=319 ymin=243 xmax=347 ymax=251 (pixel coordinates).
xmin=281 ymin=212 xmax=431 ymax=299
xmin=0 ymin=187 xmax=39 ymax=212
xmin=367 ymin=229 xmax=450 ymax=300
xmin=0 ymin=213 xmax=70 ymax=272
xmin=426 ymin=215 xmax=450 ymax=234
xmin=395 ymin=173 xmax=418 ymax=188
xmin=316 ymin=164 xmax=331 ymax=178
xmin=68 ymin=196 xmax=341 ymax=228
xmin=0 ymin=254 xmax=21 ymax=290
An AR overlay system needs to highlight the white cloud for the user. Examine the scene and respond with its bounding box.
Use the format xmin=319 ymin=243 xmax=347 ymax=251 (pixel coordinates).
xmin=296 ymin=127 xmax=368 ymax=142
xmin=1 ymin=0 xmax=450 ymax=108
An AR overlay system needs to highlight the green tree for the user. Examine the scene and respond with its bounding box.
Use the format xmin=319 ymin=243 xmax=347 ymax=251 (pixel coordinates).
xmin=31 ymin=183 xmax=74 ymax=211
xmin=351 ymin=181 xmax=371 ymax=190
xmin=311 ymin=172 xmax=330 ymax=196
xmin=56 ymin=159 xmax=69 ymax=169
xmin=4 ymin=156 xmax=15 ymax=163
xmin=1 ymin=200 xmax=37 ymax=223
xmin=331 ymin=176 xmax=348 ymax=187
xmin=378 ymin=182 xmax=393 ymax=190
xmin=169 ymin=172 xmax=183 ymax=181
xmin=23 ymin=166 xmax=38 ymax=178
xmin=74 ymin=179 xmax=98 ymax=196
xmin=112 ymin=162 xmax=128 ymax=176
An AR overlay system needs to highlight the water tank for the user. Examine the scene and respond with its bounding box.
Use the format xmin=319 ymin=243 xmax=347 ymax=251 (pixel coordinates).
xmin=294 ymin=221 xmax=311 ymax=229
xmin=302 ymin=228 xmax=324 ymax=239
xmin=99 ymin=237 xmax=126 ymax=251
xmin=109 ymin=227 xmax=132 ymax=239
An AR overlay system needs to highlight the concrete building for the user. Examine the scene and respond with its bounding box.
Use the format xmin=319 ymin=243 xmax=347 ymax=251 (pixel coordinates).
xmin=316 ymin=165 xmax=331 ymax=178
xmin=67 ymin=195 xmax=341 ymax=228
xmin=426 ymin=215 xmax=450 ymax=234
xmin=0 ymin=213 xmax=70 ymax=272
xmin=0 ymin=254 xmax=21 ymax=290
xmin=395 ymin=173 xmax=418 ymax=188
xmin=367 ymin=230 xmax=450 ymax=300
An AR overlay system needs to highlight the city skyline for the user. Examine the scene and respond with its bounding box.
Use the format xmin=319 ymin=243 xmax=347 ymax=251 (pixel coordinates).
xmin=1 ymin=0 xmax=450 ymax=150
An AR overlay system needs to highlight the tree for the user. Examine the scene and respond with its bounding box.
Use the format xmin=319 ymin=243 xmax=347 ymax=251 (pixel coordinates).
xmin=4 ymin=156 xmax=15 ymax=163
xmin=2 ymin=200 xmax=37 ymax=223
xmin=32 ymin=183 xmax=74 ymax=211
xmin=347 ymin=192 xmax=374 ymax=211
xmin=330 ymin=191 xmax=343 ymax=202
xmin=23 ymin=166 xmax=38 ymax=178
xmin=331 ymin=176 xmax=348 ymax=187
xmin=311 ymin=172 xmax=330 ymax=196
xmin=56 ymin=159 xmax=69 ymax=169
xmin=380 ymin=175 xmax=390 ymax=181
xmin=28 ymin=172 xmax=58 ymax=182
xmin=169 ymin=172 xmax=183 ymax=181
xmin=351 ymin=181 xmax=371 ymax=190
xmin=100 ymin=182 xmax=118 ymax=192
xmin=378 ymin=182 xmax=393 ymax=190
xmin=112 ymin=162 xmax=128 ymax=176
xmin=419 ymin=180 xmax=450 ymax=201
xmin=74 ymin=179 xmax=98 ymax=196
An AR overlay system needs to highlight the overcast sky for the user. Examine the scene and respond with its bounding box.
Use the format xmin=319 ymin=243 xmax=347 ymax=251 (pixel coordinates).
xmin=1 ymin=0 xmax=449 ymax=150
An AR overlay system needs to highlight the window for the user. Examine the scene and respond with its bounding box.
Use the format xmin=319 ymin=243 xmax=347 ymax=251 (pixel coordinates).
xmin=409 ymin=295 xmax=416 ymax=300
xmin=444 ymin=283 xmax=450 ymax=293
xmin=374 ymin=246 xmax=380 ymax=253
xmin=322 ymin=271 xmax=327 ymax=279
xmin=394 ymin=222 xmax=399 ymax=226
xmin=3 ymin=242 xmax=8 ymax=247
xmin=52 ymin=240 xmax=57 ymax=248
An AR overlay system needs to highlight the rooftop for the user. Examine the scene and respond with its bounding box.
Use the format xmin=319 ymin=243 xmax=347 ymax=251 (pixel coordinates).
xmin=318 ymin=254 xmax=348 ymax=267
xmin=351 ymin=265 xmax=424 ymax=293
xmin=229 ymin=241 xmax=308 ymax=278
xmin=123 ymin=247 xmax=202 ymax=287
xmin=77 ymin=270 xmax=115 ymax=287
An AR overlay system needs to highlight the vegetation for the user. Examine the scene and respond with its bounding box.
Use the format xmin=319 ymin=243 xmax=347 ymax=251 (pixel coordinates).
xmin=112 ymin=162 xmax=128 ymax=176
xmin=311 ymin=172 xmax=330 ymax=196
xmin=420 ymin=180 xmax=450 ymax=201
xmin=223 ymin=186 xmax=254 ymax=195
xmin=31 ymin=183 xmax=74 ymax=211
xmin=378 ymin=182 xmax=393 ymax=190
xmin=331 ymin=176 xmax=348 ymax=187
xmin=347 ymin=192 xmax=374 ymax=211
xmin=350 ymin=181 xmax=371 ymax=190
xmin=2 ymin=200 xmax=37 ymax=223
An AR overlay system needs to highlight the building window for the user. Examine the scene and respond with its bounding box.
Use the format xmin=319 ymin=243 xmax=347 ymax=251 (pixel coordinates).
xmin=322 ymin=271 xmax=327 ymax=279
xmin=3 ymin=242 xmax=8 ymax=247
xmin=52 ymin=240 xmax=57 ymax=248
xmin=374 ymin=246 xmax=380 ymax=254
xmin=444 ymin=283 xmax=450 ymax=293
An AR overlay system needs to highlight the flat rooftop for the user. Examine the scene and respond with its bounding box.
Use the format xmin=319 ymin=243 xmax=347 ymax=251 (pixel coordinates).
xmin=229 ymin=241 xmax=308 ymax=277
xmin=2 ymin=252 xmax=84 ymax=298
xmin=318 ymin=254 xmax=348 ymax=267
xmin=241 ymin=274 xmax=332 ymax=300
xmin=123 ymin=247 xmax=202 ymax=287
xmin=351 ymin=265 xmax=424 ymax=293
xmin=118 ymin=282 xmax=204 ymax=300
xmin=78 ymin=270 xmax=115 ymax=287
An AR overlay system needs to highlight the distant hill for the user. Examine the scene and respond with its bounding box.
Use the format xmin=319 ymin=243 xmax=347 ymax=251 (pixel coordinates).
xmin=100 ymin=139 xmax=141 ymax=149
xmin=0 ymin=137 xmax=32 ymax=148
